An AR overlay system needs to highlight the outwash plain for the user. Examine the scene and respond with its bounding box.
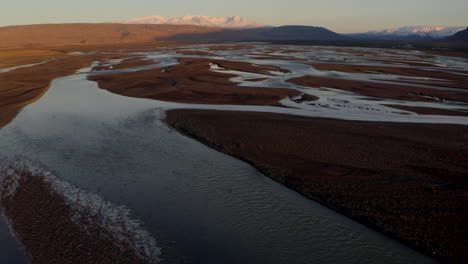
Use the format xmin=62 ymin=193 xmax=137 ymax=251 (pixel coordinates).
xmin=0 ymin=38 xmax=467 ymax=263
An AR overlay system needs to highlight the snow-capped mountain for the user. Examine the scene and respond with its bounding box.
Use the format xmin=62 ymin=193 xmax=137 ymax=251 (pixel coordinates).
xmin=349 ymin=26 xmax=466 ymax=40
xmin=119 ymin=15 xmax=265 ymax=29
xmin=370 ymin=26 xmax=465 ymax=38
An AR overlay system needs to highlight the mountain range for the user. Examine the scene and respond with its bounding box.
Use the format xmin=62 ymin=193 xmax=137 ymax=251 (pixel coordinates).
xmin=348 ymin=26 xmax=466 ymax=41
xmin=0 ymin=16 xmax=466 ymax=50
xmin=119 ymin=15 xmax=265 ymax=29
xmin=119 ymin=16 xmax=466 ymax=41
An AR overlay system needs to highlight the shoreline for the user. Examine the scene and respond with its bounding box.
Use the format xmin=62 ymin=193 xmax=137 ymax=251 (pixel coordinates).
xmin=0 ymin=158 xmax=162 ymax=263
xmin=88 ymin=57 xmax=302 ymax=106
xmin=1 ymin=43 xmax=467 ymax=262
xmin=0 ymin=52 xmax=135 ymax=128
xmin=165 ymin=109 xmax=468 ymax=263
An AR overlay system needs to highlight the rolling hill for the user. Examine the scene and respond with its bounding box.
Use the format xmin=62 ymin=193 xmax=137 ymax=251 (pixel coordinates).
xmin=0 ymin=23 xmax=348 ymax=49
xmin=163 ymin=25 xmax=349 ymax=42
xmin=0 ymin=23 xmax=224 ymax=49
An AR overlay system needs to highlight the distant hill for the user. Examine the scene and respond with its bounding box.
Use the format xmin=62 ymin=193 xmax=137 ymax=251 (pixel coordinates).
xmin=0 ymin=24 xmax=348 ymax=49
xmin=447 ymin=27 xmax=468 ymax=43
xmin=348 ymin=26 xmax=465 ymax=41
xmin=0 ymin=23 xmax=224 ymax=49
xmin=163 ymin=25 xmax=349 ymax=42
xmin=119 ymin=15 xmax=265 ymax=29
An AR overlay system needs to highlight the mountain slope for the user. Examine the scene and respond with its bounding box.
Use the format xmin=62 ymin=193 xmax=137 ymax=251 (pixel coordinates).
xmin=163 ymin=25 xmax=349 ymax=42
xmin=0 ymin=24 xmax=224 ymax=49
xmin=120 ymin=15 xmax=265 ymax=28
xmin=0 ymin=23 xmax=349 ymax=49
xmin=349 ymin=26 xmax=465 ymax=41
xmin=447 ymin=27 xmax=468 ymax=43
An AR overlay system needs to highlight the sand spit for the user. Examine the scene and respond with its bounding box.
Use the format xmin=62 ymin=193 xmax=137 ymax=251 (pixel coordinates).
xmin=288 ymin=75 xmax=468 ymax=104
xmin=0 ymin=158 xmax=161 ymax=264
xmin=309 ymin=63 xmax=468 ymax=89
xmin=207 ymin=59 xmax=292 ymax=75
xmin=88 ymin=58 xmax=301 ymax=106
xmin=165 ymin=109 xmax=468 ymax=263
xmin=92 ymin=57 xmax=160 ymax=71
xmin=384 ymin=104 xmax=468 ymax=116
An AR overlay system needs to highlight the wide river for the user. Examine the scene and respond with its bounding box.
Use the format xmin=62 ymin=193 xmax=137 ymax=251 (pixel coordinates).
xmin=0 ymin=46 xmax=445 ymax=263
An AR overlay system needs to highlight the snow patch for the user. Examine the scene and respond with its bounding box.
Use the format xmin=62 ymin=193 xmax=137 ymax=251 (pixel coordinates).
xmin=119 ymin=15 xmax=265 ymax=28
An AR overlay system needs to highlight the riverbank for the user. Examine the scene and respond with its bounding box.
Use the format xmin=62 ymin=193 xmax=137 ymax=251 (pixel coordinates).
xmin=88 ymin=58 xmax=302 ymax=105
xmin=0 ymin=42 xmax=199 ymax=129
xmin=0 ymin=159 xmax=161 ymax=263
xmin=0 ymin=50 xmax=133 ymax=128
xmin=165 ymin=109 xmax=468 ymax=263
xmin=288 ymin=76 xmax=468 ymax=104
xmin=1 ymin=42 xmax=467 ymax=263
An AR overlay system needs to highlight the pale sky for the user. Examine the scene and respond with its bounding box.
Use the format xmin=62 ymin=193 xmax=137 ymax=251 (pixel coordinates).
xmin=1 ymin=0 xmax=467 ymax=33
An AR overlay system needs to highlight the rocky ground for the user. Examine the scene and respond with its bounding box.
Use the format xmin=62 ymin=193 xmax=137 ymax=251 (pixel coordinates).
xmin=0 ymin=161 xmax=162 ymax=264
xmin=165 ymin=109 xmax=468 ymax=263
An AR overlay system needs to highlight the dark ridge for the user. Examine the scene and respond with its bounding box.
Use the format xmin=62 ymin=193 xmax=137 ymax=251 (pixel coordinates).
xmin=161 ymin=25 xmax=349 ymax=42
xmin=447 ymin=27 xmax=468 ymax=43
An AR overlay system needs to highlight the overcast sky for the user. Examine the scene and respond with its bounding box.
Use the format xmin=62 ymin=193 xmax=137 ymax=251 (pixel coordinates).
xmin=1 ymin=0 xmax=467 ymax=33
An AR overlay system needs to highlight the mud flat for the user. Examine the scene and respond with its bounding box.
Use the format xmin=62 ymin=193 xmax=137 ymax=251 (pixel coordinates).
xmin=92 ymin=57 xmax=159 ymax=71
xmin=165 ymin=109 xmax=468 ymax=263
xmin=288 ymin=75 xmax=468 ymax=103
xmin=88 ymin=58 xmax=301 ymax=105
xmin=309 ymin=63 xmax=468 ymax=89
xmin=384 ymin=104 xmax=468 ymax=116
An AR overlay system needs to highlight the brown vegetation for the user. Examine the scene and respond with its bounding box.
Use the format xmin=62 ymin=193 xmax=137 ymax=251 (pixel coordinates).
xmin=0 ymin=49 xmax=64 ymax=69
xmin=48 ymin=41 xmax=195 ymax=54
xmin=0 ymin=24 xmax=223 ymax=50
xmin=88 ymin=58 xmax=301 ymax=105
